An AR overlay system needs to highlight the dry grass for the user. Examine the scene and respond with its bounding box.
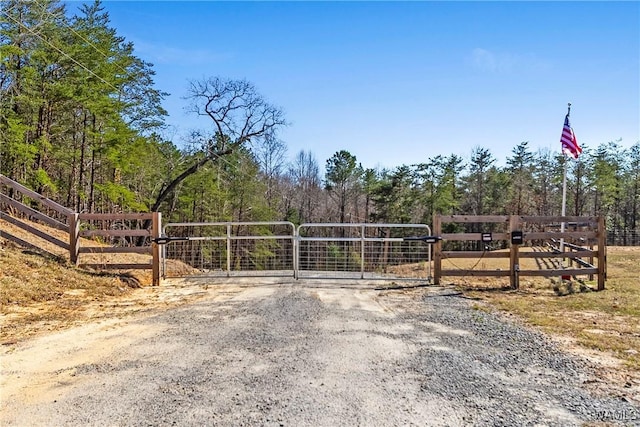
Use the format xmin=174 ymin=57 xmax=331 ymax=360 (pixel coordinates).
xmin=388 ymin=246 xmax=640 ymax=396
xmin=453 ymin=247 xmax=640 ymax=372
xmin=1 ymin=216 xmax=149 ymax=342
xmin=0 ymin=215 xmax=200 ymax=344
xmin=0 ymin=240 xmax=142 ymax=343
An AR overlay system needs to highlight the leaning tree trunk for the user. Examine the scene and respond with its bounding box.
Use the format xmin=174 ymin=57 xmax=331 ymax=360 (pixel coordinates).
xmin=137 ymin=150 xmax=232 ymax=245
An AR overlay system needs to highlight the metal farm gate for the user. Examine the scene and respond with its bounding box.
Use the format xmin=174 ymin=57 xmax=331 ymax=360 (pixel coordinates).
xmin=296 ymin=223 xmax=432 ymax=280
xmin=161 ymin=222 xmax=432 ymax=281
xmin=162 ymin=222 xmax=296 ymax=278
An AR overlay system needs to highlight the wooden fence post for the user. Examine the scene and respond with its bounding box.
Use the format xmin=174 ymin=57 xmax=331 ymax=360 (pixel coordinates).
xmin=597 ymin=216 xmax=606 ymax=291
xmin=588 ymin=242 xmax=595 ymax=281
xmin=433 ymin=214 xmax=442 ymax=285
xmin=69 ymin=213 xmax=80 ymax=265
xmin=152 ymin=212 xmax=161 ymax=286
xmin=509 ymin=215 xmax=520 ymax=289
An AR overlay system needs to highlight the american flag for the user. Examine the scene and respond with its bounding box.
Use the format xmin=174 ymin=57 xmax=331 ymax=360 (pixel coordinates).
xmin=561 ymin=114 xmax=581 ymax=159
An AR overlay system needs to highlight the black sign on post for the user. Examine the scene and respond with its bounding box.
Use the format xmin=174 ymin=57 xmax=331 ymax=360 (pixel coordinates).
xmin=511 ymin=230 xmax=524 ymax=245
xmin=481 ymin=233 xmax=492 ymax=243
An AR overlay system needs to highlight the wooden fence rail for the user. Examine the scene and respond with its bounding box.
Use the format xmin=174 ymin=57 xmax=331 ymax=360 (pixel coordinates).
xmin=74 ymin=212 xmax=161 ymax=285
xmin=1 ymin=174 xmax=161 ymax=285
xmin=1 ymin=176 xmax=72 ymax=255
xmin=0 ymin=175 xmax=74 ymax=216
xmin=433 ymin=214 xmax=606 ymax=290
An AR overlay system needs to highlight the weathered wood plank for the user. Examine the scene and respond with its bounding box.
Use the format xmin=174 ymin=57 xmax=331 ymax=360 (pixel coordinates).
xmin=79 ymin=263 xmax=151 ymax=270
xmin=518 ymin=268 xmax=598 ymax=277
xmin=510 ymin=215 xmax=521 ymax=289
xmin=152 ymin=211 xmax=161 ymax=286
xmin=0 ymin=194 xmax=68 ymax=232
xmin=518 ymin=216 xmax=599 ymax=224
xmin=441 ymin=251 xmax=509 ymax=259
xmin=570 ymin=257 xmax=596 ymax=269
xmin=78 ymin=213 xmax=153 ymax=220
xmin=441 ymin=233 xmax=510 ymax=241
xmin=439 ymin=215 xmax=509 ymax=223
xmin=0 ymin=174 xmax=74 ymax=216
xmin=78 ymin=246 xmax=152 ymax=254
xmin=2 ymin=214 xmax=69 ymax=250
xmin=69 ymin=213 xmax=79 ymax=265
xmin=79 ymin=229 xmax=150 ymax=238
xmin=439 ymin=270 xmax=511 ymax=277
xmin=559 ymin=242 xmax=592 ymax=252
xmin=432 ymin=214 xmax=442 ymax=285
xmin=519 ymin=251 xmax=598 ymax=259
xmin=597 ymin=216 xmax=606 ymax=290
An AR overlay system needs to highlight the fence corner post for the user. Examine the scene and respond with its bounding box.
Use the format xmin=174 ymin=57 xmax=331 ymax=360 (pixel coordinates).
xmin=433 ymin=214 xmax=442 ymax=285
xmin=152 ymin=212 xmax=161 ymax=286
xmin=509 ymin=215 xmax=520 ymax=289
xmin=597 ymin=216 xmax=606 ymax=291
xmin=69 ymin=212 xmax=79 ymax=265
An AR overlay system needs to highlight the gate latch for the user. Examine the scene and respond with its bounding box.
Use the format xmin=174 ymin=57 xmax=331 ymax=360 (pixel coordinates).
xmin=152 ymin=236 xmax=190 ymax=245
xmin=403 ymin=236 xmax=443 ymax=244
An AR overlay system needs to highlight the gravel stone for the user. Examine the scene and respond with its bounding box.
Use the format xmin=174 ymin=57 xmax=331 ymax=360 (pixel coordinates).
xmin=1 ymin=283 xmax=638 ymax=426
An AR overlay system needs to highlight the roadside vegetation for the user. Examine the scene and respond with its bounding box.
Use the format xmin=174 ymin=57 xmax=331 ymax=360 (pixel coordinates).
xmin=0 ymin=240 xmax=141 ymax=343
xmin=460 ymin=247 xmax=640 ymax=372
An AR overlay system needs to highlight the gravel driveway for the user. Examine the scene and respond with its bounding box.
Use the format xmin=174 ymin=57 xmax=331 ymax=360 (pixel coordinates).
xmin=2 ymin=279 xmax=639 ymax=426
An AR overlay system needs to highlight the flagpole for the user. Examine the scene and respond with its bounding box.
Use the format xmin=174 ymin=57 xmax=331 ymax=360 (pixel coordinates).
xmin=560 ymin=103 xmax=571 ymax=264
xmin=560 ymin=154 xmax=567 ymax=253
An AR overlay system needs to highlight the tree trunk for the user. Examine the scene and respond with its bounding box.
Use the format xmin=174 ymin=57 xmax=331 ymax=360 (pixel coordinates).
xmin=77 ymin=111 xmax=88 ymax=212
xmin=137 ymin=149 xmax=232 ymax=244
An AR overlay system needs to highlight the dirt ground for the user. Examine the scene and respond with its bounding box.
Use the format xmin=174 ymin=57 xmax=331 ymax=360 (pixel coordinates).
xmin=0 ymin=217 xmax=640 ymax=426
xmin=2 ymin=278 xmax=639 ymax=426
xmin=0 ymin=278 xmax=214 ymax=411
xmin=2 ymin=267 xmax=639 ymax=410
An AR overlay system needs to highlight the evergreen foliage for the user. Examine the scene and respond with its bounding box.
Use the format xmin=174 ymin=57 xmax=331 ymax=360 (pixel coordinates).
xmin=1 ymin=1 xmax=639 ymax=243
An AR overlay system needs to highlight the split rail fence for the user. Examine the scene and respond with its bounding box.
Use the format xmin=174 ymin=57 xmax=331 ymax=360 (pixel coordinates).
xmin=432 ymin=214 xmax=606 ymax=290
xmin=0 ymin=174 xmax=161 ymax=285
xmin=1 ymin=174 xmax=607 ymax=290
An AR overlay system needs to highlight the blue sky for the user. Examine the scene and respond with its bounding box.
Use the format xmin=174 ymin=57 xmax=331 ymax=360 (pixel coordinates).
xmin=81 ymin=1 xmax=639 ymax=169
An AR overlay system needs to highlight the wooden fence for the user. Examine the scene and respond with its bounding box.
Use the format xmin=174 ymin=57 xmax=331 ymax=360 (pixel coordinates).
xmin=432 ymin=215 xmax=606 ymax=290
xmin=0 ymin=174 xmax=161 ymax=285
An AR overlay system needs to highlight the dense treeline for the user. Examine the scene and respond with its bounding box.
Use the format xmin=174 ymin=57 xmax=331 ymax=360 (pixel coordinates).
xmin=1 ymin=0 xmax=167 ymax=214
xmin=2 ymin=1 xmax=639 ymax=243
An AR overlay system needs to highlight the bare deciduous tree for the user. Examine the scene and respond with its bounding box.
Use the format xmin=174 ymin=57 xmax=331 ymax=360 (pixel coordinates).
xmin=149 ymin=77 xmax=286 ymax=213
xmin=252 ymin=132 xmax=288 ymax=210
xmin=287 ymin=150 xmax=322 ymax=223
